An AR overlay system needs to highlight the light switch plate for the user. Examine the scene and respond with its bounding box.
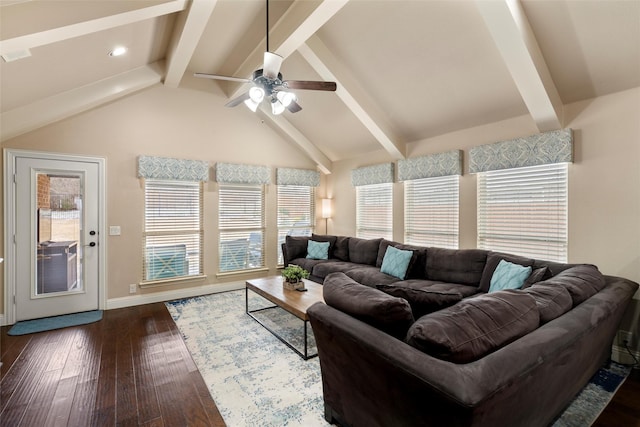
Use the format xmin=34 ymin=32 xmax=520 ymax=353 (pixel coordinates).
xmin=109 ymin=225 xmax=121 ymax=236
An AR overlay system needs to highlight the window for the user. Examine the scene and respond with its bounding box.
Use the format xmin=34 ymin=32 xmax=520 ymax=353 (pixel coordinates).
xmin=219 ymin=184 xmax=265 ymax=272
xmin=356 ymin=183 xmax=392 ymax=240
xmin=277 ymin=185 xmax=315 ymax=265
xmin=477 ymin=163 xmax=568 ymax=262
xmin=405 ymin=175 xmax=459 ymax=249
xmin=143 ymin=179 xmax=203 ymax=281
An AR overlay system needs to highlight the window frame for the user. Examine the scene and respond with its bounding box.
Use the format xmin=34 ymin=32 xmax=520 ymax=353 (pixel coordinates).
xmin=477 ymin=163 xmax=569 ymax=262
xmin=276 ymin=184 xmax=315 ymax=266
xmin=142 ymin=178 xmax=204 ymax=284
xmin=356 ymin=182 xmax=393 ymax=240
xmin=218 ymin=183 xmax=266 ymax=273
xmin=404 ymin=175 xmax=459 ymax=249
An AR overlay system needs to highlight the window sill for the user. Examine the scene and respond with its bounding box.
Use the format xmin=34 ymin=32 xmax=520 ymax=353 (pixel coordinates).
xmin=139 ymin=274 xmax=207 ymax=289
xmin=216 ymin=267 xmax=269 ymax=278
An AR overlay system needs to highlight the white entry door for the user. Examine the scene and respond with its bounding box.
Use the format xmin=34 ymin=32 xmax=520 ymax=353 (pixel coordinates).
xmin=12 ymin=153 xmax=103 ymax=321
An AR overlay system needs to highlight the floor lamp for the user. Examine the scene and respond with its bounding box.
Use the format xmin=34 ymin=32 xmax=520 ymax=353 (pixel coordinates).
xmin=321 ymin=199 xmax=332 ymax=234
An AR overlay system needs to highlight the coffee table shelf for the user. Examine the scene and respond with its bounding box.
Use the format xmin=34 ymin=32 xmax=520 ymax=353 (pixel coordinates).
xmin=245 ymin=276 xmax=324 ymax=360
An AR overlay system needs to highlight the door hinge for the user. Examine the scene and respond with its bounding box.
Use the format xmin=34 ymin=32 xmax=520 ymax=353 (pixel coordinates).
xmin=13 ymin=173 xmax=16 ymax=183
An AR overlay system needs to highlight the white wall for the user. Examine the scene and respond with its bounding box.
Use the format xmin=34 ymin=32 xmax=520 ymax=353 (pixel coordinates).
xmin=1 ymin=77 xmax=326 ymax=304
xmin=329 ymin=88 xmax=640 ymax=288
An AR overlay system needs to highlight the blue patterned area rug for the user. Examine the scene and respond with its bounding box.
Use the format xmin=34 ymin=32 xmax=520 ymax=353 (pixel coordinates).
xmin=8 ymin=310 xmax=103 ymax=335
xmin=166 ymin=290 xmax=325 ymax=427
xmin=552 ymin=361 xmax=631 ymax=426
xmin=166 ymin=290 xmax=630 ymax=427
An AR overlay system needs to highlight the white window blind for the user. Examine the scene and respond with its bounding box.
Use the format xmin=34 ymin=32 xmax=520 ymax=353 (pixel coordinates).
xmin=277 ymin=185 xmax=315 ymax=265
xmin=143 ymin=179 xmax=203 ymax=281
xmin=405 ymin=175 xmax=459 ymax=249
xmin=478 ymin=163 xmax=568 ymax=262
xmin=356 ymin=183 xmax=393 ymax=240
xmin=219 ymin=184 xmax=265 ymax=272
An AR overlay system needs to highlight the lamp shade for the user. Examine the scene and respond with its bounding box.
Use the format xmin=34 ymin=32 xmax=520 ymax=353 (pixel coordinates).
xmin=321 ymin=198 xmax=332 ymax=219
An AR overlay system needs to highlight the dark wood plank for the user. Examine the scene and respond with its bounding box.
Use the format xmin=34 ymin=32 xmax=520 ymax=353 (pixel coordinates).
xmin=594 ymin=369 xmax=640 ymax=427
xmin=0 ymin=302 xmax=226 ymax=426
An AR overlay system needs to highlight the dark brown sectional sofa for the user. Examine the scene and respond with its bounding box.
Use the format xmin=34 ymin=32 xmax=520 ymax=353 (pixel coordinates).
xmin=282 ymin=234 xmax=639 ymax=427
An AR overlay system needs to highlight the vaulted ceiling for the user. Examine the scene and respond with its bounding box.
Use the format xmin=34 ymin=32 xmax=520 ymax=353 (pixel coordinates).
xmin=1 ymin=0 xmax=639 ymax=172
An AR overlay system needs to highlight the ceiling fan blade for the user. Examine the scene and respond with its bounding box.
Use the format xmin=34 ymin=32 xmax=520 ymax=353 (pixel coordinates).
xmin=287 ymin=101 xmax=302 ymax=113
xmin=263 ymin=52 xmax=283 ymax=80
xmin=283 ymin=80 xmax=337 ymax=91
xmin=194 ymin=73 xmax=252 ymax=84
xmin=225 ymin=92 xmax=251 ymax=108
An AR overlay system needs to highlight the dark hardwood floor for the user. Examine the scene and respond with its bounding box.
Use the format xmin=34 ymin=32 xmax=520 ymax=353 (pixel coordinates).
xmin=0 ymin=303 xmax=225 ymax=426
xmin=594 ymin=368 xmax=640 ymax=427
xmin=1 ymin=301 xmax=638 ymax=427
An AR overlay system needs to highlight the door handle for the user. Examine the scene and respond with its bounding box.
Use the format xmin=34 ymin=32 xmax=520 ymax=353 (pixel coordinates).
xmin=85 ymin=242 xmax=97 ymax=247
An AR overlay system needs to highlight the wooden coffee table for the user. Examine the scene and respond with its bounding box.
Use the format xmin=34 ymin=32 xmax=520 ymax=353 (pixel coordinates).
xmin=245 ymin=276 xmax=324 ymax=360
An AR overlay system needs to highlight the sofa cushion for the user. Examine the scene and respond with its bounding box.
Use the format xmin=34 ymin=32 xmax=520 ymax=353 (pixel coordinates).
xmin=394 ymin=279 xmax=481 ymax=298
xmin=488 ymin=260 xmax=532 ymax=293
xmin=344 ymin=266 xmax=401 ymax=288
xmin=377 ymin=283 xmax=462 ymax=319
xmin=522 ymin=266 xmax=553 ymax=289
xmin=311 ymin=260 xmax=361 ymax=279
xmin=289 ymin=257 xmax=330 ymax=273
xmin=540 ymin=264 xmax=605 ymax=307
xmin=311 ymin=234 xmax=338 ymax=257
xmin=425 ymin=248 xmax=488 ymax=286
xmin=380 ymin=246 xmax=414 ymax=280
xmin=522 ymin=283 xmax=572 ymax=324
xmin=376 ymin=240 xmax=426 ymax=280
xmin=376 ymin=239 xmax=398 ymax=267
xmin=306 ymin=240 xmax=330 ymax=260
xmin=323 ymin=272 xmax=414 ymax=339
xmin=284 ymin=235 xmax=310 ymax=262
xmin=406 ymin=290 xmax=539 ymax=363
xmin=333 ymin=236 xmax=351 ymax=261
xmin=348 ymin=237 xmax=382 ymax=265
xmin=479 ymin=252 xmax=535 ymax=293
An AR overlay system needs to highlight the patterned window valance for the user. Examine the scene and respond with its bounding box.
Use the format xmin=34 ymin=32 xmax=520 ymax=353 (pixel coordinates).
xmin=398 ymin=150 xmax=462 ymax=181
xmin=469 ymin=129 xmax=573 ymax=173
xmin=276 ymin=168 xmax=320 ymax=187
xmin=215 ymin=162 xmax=271 ymax=185
xmin=351 ymin=163 xmax=394 ymax=187
xmin=137 ymin=155 xmax=209 ymax=182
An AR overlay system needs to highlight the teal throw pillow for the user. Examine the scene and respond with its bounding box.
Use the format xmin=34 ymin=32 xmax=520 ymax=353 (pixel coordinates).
xmin=306 ymin=240 xmax=330 ymax=260
xmin=380 ymin=246 xmax=413 ymax=280
xmin=489 ymin=259 xmax=532 ymax=293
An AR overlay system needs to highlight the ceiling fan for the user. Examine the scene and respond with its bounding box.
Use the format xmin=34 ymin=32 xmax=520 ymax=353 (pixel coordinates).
xmin=194 ymin=0 xmax=336 ymax=115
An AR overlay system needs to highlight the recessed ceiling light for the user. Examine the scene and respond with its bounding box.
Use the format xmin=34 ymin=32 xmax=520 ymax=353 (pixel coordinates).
xmin=109 ymin=47 xmax=127 ymax=57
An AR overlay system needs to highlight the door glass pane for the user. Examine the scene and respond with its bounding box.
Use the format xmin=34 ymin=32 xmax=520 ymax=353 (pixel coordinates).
xmin=36 ymin=173 xmax=82 ymax=295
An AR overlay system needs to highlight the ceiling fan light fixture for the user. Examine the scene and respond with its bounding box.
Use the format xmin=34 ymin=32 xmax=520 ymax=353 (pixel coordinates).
xmin=244 ymin=98 xmax=260 ymax=112
xmin=276 ymin=91 xmax=296 ymax=107
xmin=249 ymin=86 xmax=265 ymax=103
xmin=271 ymin=99 xmax=285 ymax=115
xmin=193 ymin=0 xmax=336 ymax=115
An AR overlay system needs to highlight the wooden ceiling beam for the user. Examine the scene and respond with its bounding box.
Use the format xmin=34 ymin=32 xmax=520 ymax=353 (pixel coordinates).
xmin=0 ymin=0 xmax=188 ymax=55
xmin=301 ymin=36 xmax=405 ymax=160
xmin=164 ymin=0 xmax=219 ymax=88
xmin=476 ymin=0 xmax=563 ymax=131
xmin=1 ymin=62 xmax=164 ymax=142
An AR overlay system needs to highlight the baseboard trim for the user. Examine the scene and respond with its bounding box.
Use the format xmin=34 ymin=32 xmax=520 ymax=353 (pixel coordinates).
xmin=106 ymin=281 xmax=245 ymax=310
xmin=612 ymin=344 xmax=640 ymax=366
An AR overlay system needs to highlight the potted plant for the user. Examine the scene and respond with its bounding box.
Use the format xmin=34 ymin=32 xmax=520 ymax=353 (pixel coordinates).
xmin=282 ymin=265 xmax=310 ymax=290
